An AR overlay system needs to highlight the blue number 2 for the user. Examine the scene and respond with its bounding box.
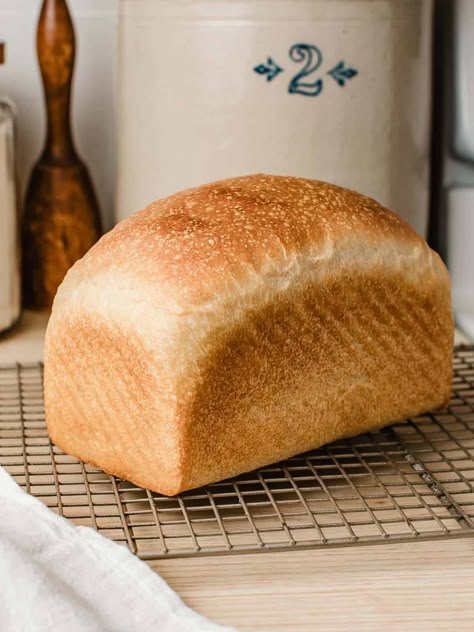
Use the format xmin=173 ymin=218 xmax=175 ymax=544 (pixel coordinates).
xmin=288 ymin=44 xmax=323 ymax=97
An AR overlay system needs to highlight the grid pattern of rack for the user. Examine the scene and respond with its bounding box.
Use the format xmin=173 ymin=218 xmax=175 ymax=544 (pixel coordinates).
xmin=1 ymin=347 xmax=474 ymax=559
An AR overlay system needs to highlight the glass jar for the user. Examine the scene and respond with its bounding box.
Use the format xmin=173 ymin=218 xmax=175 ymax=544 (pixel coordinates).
xmin=0 ymin=52 xmax=21 ymax=333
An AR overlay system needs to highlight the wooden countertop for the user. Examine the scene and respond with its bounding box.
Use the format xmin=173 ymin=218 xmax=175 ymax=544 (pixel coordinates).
xmin=154 ymin=538 xmax=474 ymax=631
xmin=1 ymin=312 xmax=473 ymax=631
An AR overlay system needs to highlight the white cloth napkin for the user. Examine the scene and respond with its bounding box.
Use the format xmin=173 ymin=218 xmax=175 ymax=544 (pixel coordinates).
xmin=0 ymin=466 xmax=236 ymax=632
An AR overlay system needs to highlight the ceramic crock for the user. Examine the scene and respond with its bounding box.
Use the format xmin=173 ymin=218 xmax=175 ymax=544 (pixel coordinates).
xmin=117 ymin=0 xmax=432 ymax=236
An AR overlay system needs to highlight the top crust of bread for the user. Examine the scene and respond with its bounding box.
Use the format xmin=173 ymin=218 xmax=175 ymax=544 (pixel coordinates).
xmin=55 ymin=174 xmax=430 ymax=311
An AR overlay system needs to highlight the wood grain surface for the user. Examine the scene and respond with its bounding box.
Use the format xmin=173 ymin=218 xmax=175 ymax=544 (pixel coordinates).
xmin=153 ymin=538 xmax=474 ymax=631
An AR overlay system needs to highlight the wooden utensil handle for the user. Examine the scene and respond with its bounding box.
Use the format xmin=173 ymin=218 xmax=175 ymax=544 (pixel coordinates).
xmin=37 ymin=0 xmax=77 ymax=164
xmin=22 ymin=0 xmax=102 ymax=309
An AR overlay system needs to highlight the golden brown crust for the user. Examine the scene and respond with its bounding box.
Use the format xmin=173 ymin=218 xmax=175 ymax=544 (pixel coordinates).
xmin=182 ymin=272 xmax=452 ymax=490
xmin=59 ymin=174 xmax=423 ymax=311
xmin=44 ymin=175 xmax=453 ymax=495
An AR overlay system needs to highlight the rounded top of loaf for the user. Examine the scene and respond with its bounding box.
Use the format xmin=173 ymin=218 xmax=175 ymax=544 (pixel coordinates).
xmin=57 ymin=174 xmax=445 ymax=312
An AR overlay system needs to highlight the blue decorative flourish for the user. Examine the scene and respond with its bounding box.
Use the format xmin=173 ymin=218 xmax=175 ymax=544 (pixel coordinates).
xmin=253 ymin=57 xmax=284 ymax=82
xmin=327 ymin=61 xmax=358 ymax=86
xmin=288 ymin=43 xmax=323 ymax=97
xmin=252 ymin=46 xmax=358 ymax=96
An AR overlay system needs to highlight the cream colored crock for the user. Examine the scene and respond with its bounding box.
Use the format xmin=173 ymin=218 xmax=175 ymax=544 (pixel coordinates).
xmin=117 ymin=0 xmax=432 ymax=236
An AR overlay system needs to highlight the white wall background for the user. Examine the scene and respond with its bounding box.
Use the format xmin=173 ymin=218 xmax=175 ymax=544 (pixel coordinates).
xmin=0 ymin=0 xmax=117 ymax=229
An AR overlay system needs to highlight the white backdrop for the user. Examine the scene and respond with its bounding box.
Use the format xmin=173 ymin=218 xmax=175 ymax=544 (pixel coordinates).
xmin=0 ymin=0 xmax=117 ymax=229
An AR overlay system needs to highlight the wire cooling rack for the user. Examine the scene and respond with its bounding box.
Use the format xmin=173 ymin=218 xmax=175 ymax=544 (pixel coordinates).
xmin=1 ymin=347 xmax=474 ymax=559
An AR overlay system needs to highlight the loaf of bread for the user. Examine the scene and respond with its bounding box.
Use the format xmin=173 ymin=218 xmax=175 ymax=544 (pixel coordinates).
xmin=44 ymin=175 xmax=453 ymax=495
